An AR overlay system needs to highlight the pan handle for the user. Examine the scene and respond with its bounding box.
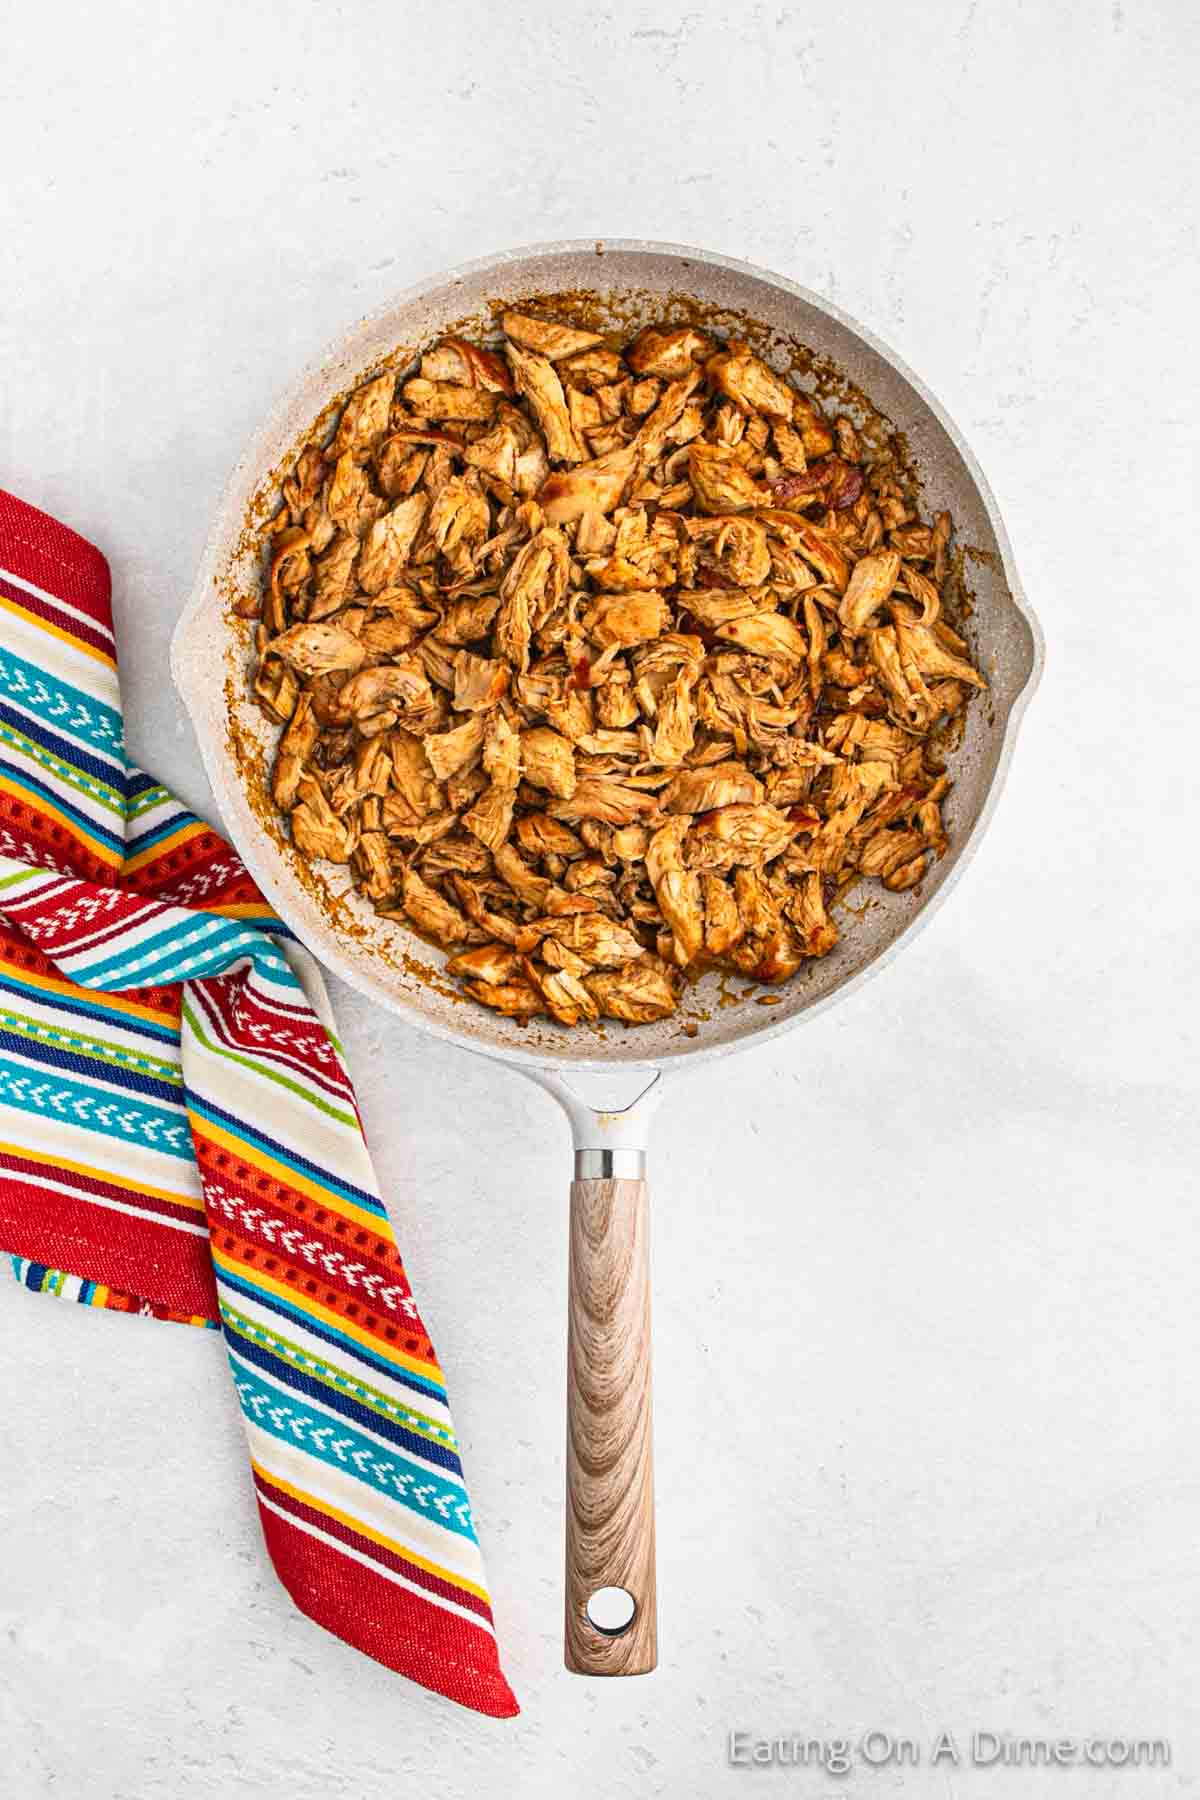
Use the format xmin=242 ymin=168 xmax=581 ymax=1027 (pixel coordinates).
xmin=565 ymin=1156 xmax=656 ymax=1674
xmin=522 ymin=1066 xmax=662 ymax=1675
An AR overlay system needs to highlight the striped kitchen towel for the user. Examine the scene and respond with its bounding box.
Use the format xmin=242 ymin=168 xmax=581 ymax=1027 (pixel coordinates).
xmin=0 ymin=489 xmax=517 ymax=1719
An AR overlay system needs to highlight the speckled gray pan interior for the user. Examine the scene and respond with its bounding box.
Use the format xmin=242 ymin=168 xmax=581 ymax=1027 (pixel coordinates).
xmin=171 ymin=239 xmax=1043 ymax=1073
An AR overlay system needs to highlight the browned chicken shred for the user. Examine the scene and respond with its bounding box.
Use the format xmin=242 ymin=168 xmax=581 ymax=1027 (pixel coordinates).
xmin=253 ymin=311 xmax=983 ymax=1028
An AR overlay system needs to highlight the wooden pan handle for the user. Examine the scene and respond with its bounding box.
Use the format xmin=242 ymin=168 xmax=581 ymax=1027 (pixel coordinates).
xmin=564 ymin=1174 xmax=657 ymax=1675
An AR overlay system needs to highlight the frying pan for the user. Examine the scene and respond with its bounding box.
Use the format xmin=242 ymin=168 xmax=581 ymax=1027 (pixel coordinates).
xmin=171 ymin=239 xmax=1043 ymax=1678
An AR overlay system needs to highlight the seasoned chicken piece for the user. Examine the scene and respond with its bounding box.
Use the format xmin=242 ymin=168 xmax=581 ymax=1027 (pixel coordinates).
xmin=426 ymin=475 xmax=490 ymax=574
xmin=461 ymin=711 xmax=522 ymax=850
xmin=897 ymin=564 xmax=942 ymax=628
xmin=626 ymin=324 xmax=716 ymax=378
xmin=611 ymin=824 xmax=650 ymax=862
xmin=331 ymin=372 xmax=394 ymax=457
xmin=264 ymin=525 xmax=310 ymax=620
xmin=461 ymin=420 xmax=519 ymax=489
xmin=401 ymin=378 xmax=497 ymax=423
xmin=453 ymin=650 xmax=510 ymax=712
xmin=309 ymin=532 xmax=360 ymax=617
xmin=355 ymin=815 xmax=395 ymax=903
xmin=881 ymin=851 xmax=928 ymax=891
xmin=423 ymin=713 xmax=486 ymax=781
xmin=652 ymin=664 xmax=700 ymax=766
xmin=477 ymin=404 xmax=551 ymax=497
xmin=420 ymin=832 xmax=492 ymax=879
xmin=517 ymin=812 xmax=584 ymax=859
xmin=540 ymin=935 xmax=590 ymax=977
xmin=702 ymin=872 xmax=744 ymax=955
xmin=334 ymin=660 xmax=433 ymax=737
xmin=496 ymin=527 xmax=570 ymax=671
xmin=537 ymin=446 xmax=637 ymax=523
xmin=894 ymin=620 xmax=986 ymax=688
xmin=254 ymin=655 xmax=300 ymax=725
xmin=387 ymin=730 xmax=439 ymax=819
xmin=327 ymin=451 xmax=386 ymax=538
xmin=281 ymin=443 xmax=328 ymax=522
xmin=420 ymin=337 xmax=513 ymax=393
xmin=548 ymin=778 xmax=657 ymax=827
xmin=732 ymin=866 xmax=781 ymax=940
xmin=462 ymin=784 xmax=516 ymax=852
xmin=771 ymin=419 xmax=809 ymax=472
xmin=686 ymin=803 xmax=794 ymax=870
xmin=791 ymin=392 xmax=835 ymax=458
xmin=714 ymin=611 xmax=807 ymax=661
xmin=839 ymin=548 xmax=902 ymax=635
xmin=631 ymin=371 xmax=704 ymax=464
xmin=375 ymin=439 xmax=430 ymax=500
xmin=805 ymin=763 xmax=894 ymax=872
xmin=327 ymin=737 xmax=393 ymax=816
xmin=585 ymin=957 xmax=679 ymax=1023
xmin=445 ymin=944 xmax=524 ymax=985
xmin=443 ymin=874 xmax=520 ymax=946
xmin=575 ymin=508 xmax=618 ymax=559
xmin=756 ymin=515 xmax=852 ymax=593
xmin=546 ymin=684 xmax=594 ymax=743
xmin=645 ymin=815 xmax=704 ymax=964
xmin=359 ymin=594 xmax=438 ymax=659
xmin=493 ymin=840 xmax=553 ymax=909
xmin=803 ymin=592 xmax=827 ymax=701
xmin=466 ymin=978 xmax=544 ymax=1018
xmin=382 ymin=800 xmax=457 ymax=846
xmin=438 ymin=590 xmax=503 ymax=647
xmin=857 ymin=826 xmax=927 ymax=880
xmin=357 ymin=496 xmax=429 ymax=594
xmin=705 ymin=345 xmax=794 ymax=419
xmin=398 ymin=867 xmax=471 ymax=947
xmin=678 ymin=586 xmax=763 ymax=628
xmin=867 ymin=625 xmax=936 ymax=730
xmin=501 ymin=312 xmax=603 ymax=363
xmin=568 ymin=386 xmax=603 ymax=438
xmin=505 ymin=343 xmax=584 ymax=464
xmin=595 ymin=669 xmax=641 ymax=728
xmin=521 ymin=960 xmax=600 ymax=1025
xmin=556 ymin=347 xmax=624 ymax=390
xmin=688 ymin=442 xmax=762 ymax=513
xmin=535 ymin=912 xmax=645 ymax=968
xmin=268 ymin=623 xmax=366 ymax=679
xmin=520 ymin=726 xmax=577 ymax=799
xmin=624 ymin=377 xmax=659 ymax=418
xmin=583 ymin=590 xmax=672 ymax=649
xmin=698 ymin=516 xmax=772 ymax=587
xmin=272 ymin=694 xmax=318 ymax=812
xmin=663 ymin=762 xmax=763 ymax=813
xmin=291 ymin=775 xmax=356 ymax=864
xmin=825 ymin=717 xmax=909 ymax=778
xmin=732 ymin=924 xmax=805 ymax=984
xmin=786 ymin=871 xmax=839 ymax=956
xmin=481 ymin=710 xmax=521 ymax=789
xmin=576 ymin=726 xmax=642 ymax=758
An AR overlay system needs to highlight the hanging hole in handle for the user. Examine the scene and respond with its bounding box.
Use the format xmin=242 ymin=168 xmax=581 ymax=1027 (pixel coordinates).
xmin=586 ymin=1586 xmax=637 ymax=1635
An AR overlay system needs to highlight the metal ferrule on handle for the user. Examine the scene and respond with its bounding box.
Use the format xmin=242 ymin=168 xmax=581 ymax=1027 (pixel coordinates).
xmin=575 ymin=1148 xmax=646 ymax=1179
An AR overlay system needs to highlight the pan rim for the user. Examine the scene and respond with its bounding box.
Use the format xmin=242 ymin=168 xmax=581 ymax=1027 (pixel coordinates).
xmin=172 ymin=236 xmax=1045 ymax=1077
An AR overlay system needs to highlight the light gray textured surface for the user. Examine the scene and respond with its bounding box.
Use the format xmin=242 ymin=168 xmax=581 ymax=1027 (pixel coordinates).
xmin=1 ymin=3 xmax=1197 ymax=1797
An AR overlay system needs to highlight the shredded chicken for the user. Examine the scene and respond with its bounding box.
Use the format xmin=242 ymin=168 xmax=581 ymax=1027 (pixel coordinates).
xmin=254 ymin=307 xmax=984 ymax=1027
